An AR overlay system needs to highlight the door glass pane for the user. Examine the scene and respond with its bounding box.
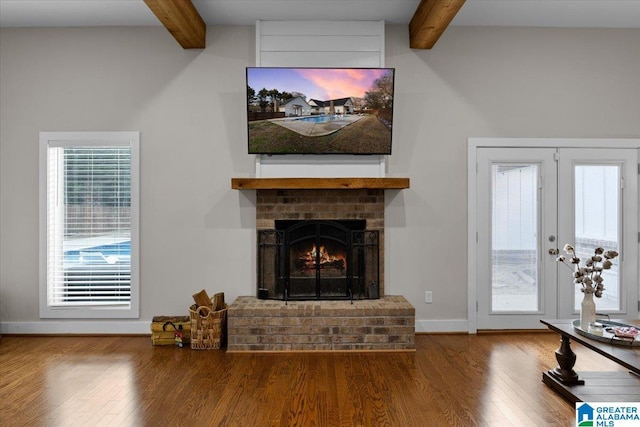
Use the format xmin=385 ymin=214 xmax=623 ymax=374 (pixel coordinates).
xmin=492 ymin=164 xmax=539 ymax=312
xmin=574 ymin=165 xmax=620 ymax=311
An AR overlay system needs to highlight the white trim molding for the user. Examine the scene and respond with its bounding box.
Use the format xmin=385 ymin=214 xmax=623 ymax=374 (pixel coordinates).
xmin=415 ymin=319 xmax=469 ymax=334
xmin=1 ymin=321 xmax=150 ymax=335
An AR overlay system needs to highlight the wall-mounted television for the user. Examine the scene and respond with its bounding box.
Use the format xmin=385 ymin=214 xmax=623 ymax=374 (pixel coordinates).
xmin=246 ymin=67 xmax=395 ymax=155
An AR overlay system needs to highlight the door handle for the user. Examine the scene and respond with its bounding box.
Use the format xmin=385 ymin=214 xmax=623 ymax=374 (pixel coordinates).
xmin=548 ymin=248 xmax=559 ymax=255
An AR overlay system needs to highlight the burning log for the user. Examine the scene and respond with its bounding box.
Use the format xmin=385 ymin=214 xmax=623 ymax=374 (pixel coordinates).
xmin=297 ymin=244 xmax=346 ymax=272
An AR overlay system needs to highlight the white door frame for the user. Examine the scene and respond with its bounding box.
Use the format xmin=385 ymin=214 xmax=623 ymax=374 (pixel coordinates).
xmin=468 ymin=138 xmax=640 ymax=334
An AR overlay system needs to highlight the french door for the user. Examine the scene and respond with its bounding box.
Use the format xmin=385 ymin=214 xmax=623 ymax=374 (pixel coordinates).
xmin=475 ymin=147 xmax=638 ymax=330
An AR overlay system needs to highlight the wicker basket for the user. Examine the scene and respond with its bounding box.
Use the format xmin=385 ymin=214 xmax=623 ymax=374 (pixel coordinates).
xmin=189 ymin=303 xmax=227 ymax=350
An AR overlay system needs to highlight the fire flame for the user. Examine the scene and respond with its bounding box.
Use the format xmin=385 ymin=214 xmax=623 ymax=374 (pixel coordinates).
xmin=300 ymin=244 xmax=346 ymax=270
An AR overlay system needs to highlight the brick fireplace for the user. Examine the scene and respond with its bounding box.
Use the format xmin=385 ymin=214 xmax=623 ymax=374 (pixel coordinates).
xmin=228 ymin=178 xmax=414 ymax=351
xmin=256 ymin=189 xmax=384 ymax=300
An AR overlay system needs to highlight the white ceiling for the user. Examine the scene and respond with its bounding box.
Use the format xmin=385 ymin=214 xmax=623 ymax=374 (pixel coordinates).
xmin=0 ymin=0 xmax=639 ymax=28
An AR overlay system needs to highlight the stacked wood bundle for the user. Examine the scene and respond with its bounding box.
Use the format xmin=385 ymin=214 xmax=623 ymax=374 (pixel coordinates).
xmin=150 ymin=316 xmax=191 ymax=346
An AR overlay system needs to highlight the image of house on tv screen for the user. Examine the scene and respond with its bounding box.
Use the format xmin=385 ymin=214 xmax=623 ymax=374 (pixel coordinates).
xmin=246 ymin=68 xmax=395 ymax=155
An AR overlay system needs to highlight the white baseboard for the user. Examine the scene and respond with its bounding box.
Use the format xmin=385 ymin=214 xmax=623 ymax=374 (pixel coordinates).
xmin=0 ymin=321 xmax=150 ymax=335
xmin=415 ymin=319 xmax=469 ymax=334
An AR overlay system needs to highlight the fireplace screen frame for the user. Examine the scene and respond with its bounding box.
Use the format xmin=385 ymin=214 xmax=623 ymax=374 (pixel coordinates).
xmin=257 ymin=220 xmax=380 ymax=301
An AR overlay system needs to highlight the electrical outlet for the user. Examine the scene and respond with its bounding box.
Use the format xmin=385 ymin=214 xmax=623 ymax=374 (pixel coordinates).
xmin=424 ymin=291 xmax=432 ymax=304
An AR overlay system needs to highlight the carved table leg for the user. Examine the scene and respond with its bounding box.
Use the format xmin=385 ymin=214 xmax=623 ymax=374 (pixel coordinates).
xmin=547 ymin=335 xmax=585 ymax=385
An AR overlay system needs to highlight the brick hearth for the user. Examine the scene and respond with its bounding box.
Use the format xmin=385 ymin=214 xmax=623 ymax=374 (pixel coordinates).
xmin=227 ymin=296 xmax=415 ymax=351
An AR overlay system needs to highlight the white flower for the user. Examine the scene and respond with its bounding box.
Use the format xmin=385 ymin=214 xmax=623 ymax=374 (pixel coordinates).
xmin=556 ymin=244 xmax=619 ymax=299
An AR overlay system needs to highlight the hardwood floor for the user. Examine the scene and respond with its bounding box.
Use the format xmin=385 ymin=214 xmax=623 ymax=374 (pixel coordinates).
xmin=0 ymin=332 xmax=628 ymax=426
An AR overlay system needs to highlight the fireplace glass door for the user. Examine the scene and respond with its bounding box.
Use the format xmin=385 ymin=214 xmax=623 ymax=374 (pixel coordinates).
xmin=287 ymin=221 xmax=352 ymax=299
xmin=257 ymin=220 xmax=379 ymax=301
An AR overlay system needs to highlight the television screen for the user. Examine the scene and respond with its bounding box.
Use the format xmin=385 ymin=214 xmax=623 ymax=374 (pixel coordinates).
xmin=246 ymin=67 xmax=395 ymax=155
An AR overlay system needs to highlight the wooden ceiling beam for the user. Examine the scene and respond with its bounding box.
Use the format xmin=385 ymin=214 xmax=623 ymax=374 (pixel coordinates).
xmin=144 ymin=0 xmax=206 ymax=49
xmin=409 ymin=0 xmax=466 ymax=49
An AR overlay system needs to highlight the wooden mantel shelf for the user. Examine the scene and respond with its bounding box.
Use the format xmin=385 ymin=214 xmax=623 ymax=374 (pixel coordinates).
xmin=231 ymin=177 xmax=410 ymax=190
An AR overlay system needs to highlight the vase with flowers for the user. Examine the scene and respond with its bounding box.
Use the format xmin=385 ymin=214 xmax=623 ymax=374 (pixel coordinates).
xmin=556 ymin=244 xmax=619 ymax=330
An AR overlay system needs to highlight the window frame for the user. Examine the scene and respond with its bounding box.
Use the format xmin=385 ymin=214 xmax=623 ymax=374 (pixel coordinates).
xmin=39 ymin=131 xmax=140 ymax=319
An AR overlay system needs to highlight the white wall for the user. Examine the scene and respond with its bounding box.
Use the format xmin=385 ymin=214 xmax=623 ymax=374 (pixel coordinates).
xmin=1 ymin=25 xmax=639 ymax=333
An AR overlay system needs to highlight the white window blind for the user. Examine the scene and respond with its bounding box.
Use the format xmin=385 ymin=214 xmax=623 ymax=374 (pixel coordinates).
xmin=40 ymin=132 xmax=139 ymax=318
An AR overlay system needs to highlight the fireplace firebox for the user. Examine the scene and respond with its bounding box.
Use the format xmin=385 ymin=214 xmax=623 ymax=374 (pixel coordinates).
xmin=257 ymin=220 xmax=380 ymax=301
